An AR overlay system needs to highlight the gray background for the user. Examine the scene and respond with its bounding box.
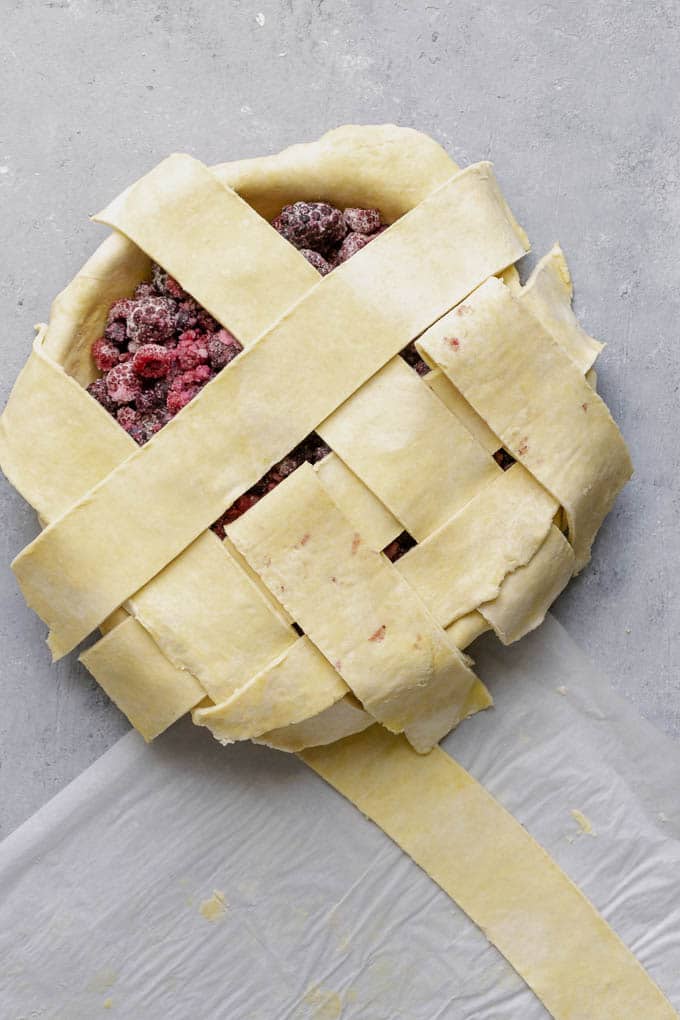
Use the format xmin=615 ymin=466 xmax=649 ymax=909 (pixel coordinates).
xmin=1 ymin=0 xmax=678 ymax=840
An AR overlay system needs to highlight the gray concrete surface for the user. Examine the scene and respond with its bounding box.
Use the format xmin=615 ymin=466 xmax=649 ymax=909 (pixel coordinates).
xmin=1 ymin=0 xmax=679 ymax=840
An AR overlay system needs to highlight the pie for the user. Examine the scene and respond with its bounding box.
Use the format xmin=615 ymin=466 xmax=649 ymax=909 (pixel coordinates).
xmin=0 ymin=124 xmax=633 ymax=756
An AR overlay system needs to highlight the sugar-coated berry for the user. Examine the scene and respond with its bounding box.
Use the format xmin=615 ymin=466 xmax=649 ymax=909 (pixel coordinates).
xmin=91 ymin=337 xmax=121 ymax=371
xmin=105 ymin=362 xmax=142 ymax=404
xmin=343 ymin=207 xmax=381 ymax=234
xmin=132 ymin=343 xmax=174 ymax=379
xmin=300 ymin=248 xmax=332 ymax=275
xmin=273 ymin=201 xmax=347 ymax=253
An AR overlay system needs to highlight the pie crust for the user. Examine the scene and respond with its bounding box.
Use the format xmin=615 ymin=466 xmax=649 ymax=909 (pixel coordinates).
xmin=0 ymin=124 xmax=632 ymax=756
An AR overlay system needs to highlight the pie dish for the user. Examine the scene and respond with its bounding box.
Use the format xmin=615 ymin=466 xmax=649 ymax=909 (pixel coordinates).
xmin=0 ymin=124 xmax=632 ymax=757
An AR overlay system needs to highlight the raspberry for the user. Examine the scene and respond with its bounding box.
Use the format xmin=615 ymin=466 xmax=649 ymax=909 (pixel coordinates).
xmin=343 ymin=207 xmax=381 ymax=234
xmin=105 ymin=362 xmax=142 ymax=404
xmin=116 ymin=406 xmax=140 ymax=432
xmin=217 ymin=493 xmax=261 ymax=530
xmin=104 ymin=319 xmax=128 ymax=346
xmin=208 ymin=330 xmax=243 ymax=371
xmin=132 ymin=343 xmax=174 ymax=379
xmin=400 ymin=341 xmax=431 ymax=377
xmin=175 ymin=330 xmax=210 ymax=371
xmin=300 ymin=249 xmax=332 ymax=275
xmin=106 ymin=298 xmax=135 ymax=325
xmin=127 ymin=296 xmax=178 ymax=345
xmin=335 ymin=231 xmax=372 ymax=264
xmin=86 ymin=377 xmax=117 ymax=414
xmin=91 ymin=337 xmax=121 ymax=371
xmin=134 ymin=281 xmax=156 ymax=300
xmin=151 ymin=262 xmax=187 ymax=300
xmin=273 ymin=201 xmax=346 ymax=253
xmin=174 ymin=298 xmax=220 ymax=333
xmin=104 ymin=298 xmax=134 ymax=346
xmin=136 ymin=378 xmax=169 ymax=415
xmin=166 ymin=364 xmax=213 ymax=415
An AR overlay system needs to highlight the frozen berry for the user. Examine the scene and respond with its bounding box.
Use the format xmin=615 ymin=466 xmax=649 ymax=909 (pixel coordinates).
xmin=300 ymin=248 xmax=332 ymax=275
xmin=175 ymin=330 xmax=210 ymax=371
xmin=104 ymin=319 xmax=127 ymax=346
xmin=343 ymin=207 xmax=381 ymax=234
xmin=136 ymin=377 xmax=169 ymax=414
xmin=335 ymin=231 xmax=372 ymax=264
xmin=86 ymin=377 xmax=116 ymax=414
xmin=116 ymin=406 xmax=140 ymax=432
xmin=106 ymin=362 xmax=142 ymax=404
xmin=91 ymin=337 xmax=121 ymax=371
xmin=273 ymin=201 xmax=346 ymax=253
xmin=134 ymin=281 xmax=156 ymax=300
xmin=207 ymin=330 xmax=242 ymax=371
xmin=132 ymin=343 xmax=174 ymax=379
xmin=166 ymin=364 xmax=213 ymax=415
xmin=106 ymin=298 xmax=135 ymax=325
xmin=151 ymin=262 xmax=187 ymax=300
xmin=127 ymin=296 xmax=178 ymax=345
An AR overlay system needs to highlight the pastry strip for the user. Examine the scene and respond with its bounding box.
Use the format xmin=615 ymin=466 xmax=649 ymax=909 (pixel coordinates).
xmin=14 ymin=162 xmax=528 ymax=658
xmin=126 ymin=533 xmax=296 ymax=704
xmin=94 ymin=153 xmax=319 ymax=347
xmin=424 ymin=368 xmax=501 ymax=455
xmin=314 ymin=453 xmax=402 ymax=551
xmin=227 ymin=463 xmax=478 ymax=752
xmin=302 ymin=727 xmax=678 ymax=1020
xmin=418 ymin=277 xmax=632 ymax=568
xmin=318 ymin=356 xmax=500 ymax=541
xmin=80 ymin=615 xmax=205 ymax=742
xmin=479 ymin=525 xmax=575 ymax=644
xmin=396 ymin=465 xmax=558 ymax=627
xmin=257 ymin=695 xmax=374 ymax=753
xmin=516 ymin=244 xmax=603 ymax=373
xmin=192 ymin=637 xmax=349 ymax=742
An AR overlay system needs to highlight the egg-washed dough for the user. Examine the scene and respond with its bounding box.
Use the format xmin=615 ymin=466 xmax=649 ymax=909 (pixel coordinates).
xmin=227 ymin=463 xmax=478 ymax=752
xmin=418 ymin=276 xmax=633 ymax=569
xmin=302 ymin=727 xmax=678 ymax=1020
xmin=12 ymin=159 xmax=529 ymax=660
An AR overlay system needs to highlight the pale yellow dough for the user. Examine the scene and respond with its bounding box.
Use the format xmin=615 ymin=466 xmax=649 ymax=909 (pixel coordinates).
xmin=418 ymin=276 xmax=632 ymax=569
xmin=302 ymin=727 xmax=677 ymax=1020
xmin=12 ymin=158 xmax=528 ymax=659
xmin=227 ymin=463 xmax=477 ymax=752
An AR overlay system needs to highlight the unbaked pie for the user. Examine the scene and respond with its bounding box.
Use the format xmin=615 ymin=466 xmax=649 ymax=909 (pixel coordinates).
xmin=0 ymin=124 xmax=633 ymax=755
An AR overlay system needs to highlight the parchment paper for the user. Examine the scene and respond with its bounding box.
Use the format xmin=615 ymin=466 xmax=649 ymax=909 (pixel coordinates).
xmin=0 ymin=615 xmax=678 ymax=1019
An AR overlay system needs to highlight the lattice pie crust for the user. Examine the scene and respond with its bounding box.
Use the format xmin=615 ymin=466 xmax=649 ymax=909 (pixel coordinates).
xmin=0 ymin=125 xmax=632 ymax=756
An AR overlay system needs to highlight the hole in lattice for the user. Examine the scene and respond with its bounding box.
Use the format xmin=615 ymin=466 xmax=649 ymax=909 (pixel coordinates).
xmin=399 ymin=341 xmax=431 ymax=377
xmin=382 ymin=531 xmax=417 ymax=563
xmin=493 ymin=448 xmax=515 ymax=471
xmin=292 ymin=622 xmax=305 ymax=637
xmin=211 ymin=432 xmax=331 ymax=537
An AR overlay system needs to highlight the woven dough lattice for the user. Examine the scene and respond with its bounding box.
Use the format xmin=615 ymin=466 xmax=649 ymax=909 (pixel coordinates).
xmin=0 ymin=125 xmax=632 ymax=755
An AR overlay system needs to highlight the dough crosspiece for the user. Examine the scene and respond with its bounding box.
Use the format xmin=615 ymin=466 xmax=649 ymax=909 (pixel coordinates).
xmin=2 ymin=126 xmax=670 ymax=1020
